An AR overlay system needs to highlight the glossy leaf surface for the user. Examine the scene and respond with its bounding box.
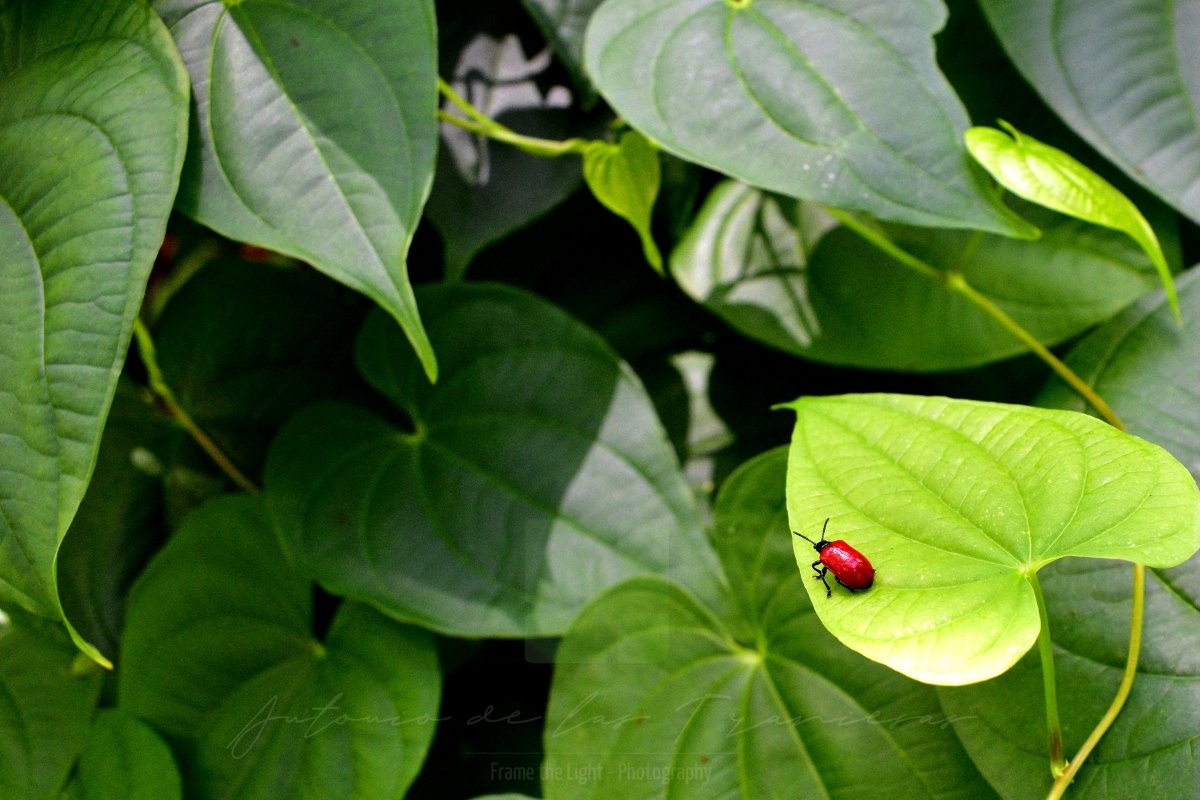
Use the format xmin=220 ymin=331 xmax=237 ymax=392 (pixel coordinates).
xmin=966 ymin=122 xmax=1178 ymax=320
xmin=69 ymin=709 xmax=182 ymax=800
xmin=0 ymin=0 xmax=188 ymax=623
xmin=156 ymin=0 xmax=440 ymax=380
xmin=120 ymin=495 xmax=441 ymax=800
xmin=941 ymin=556 xmax=1200 ymax=799
xmin=1039 ymin=267 xmax=1200 ymax=481
xmin=672 ymin=181 xmax=1160 ymax=370
xmin=583 ymin=130 xmax=663 ymax=273
xmin=583 ymin=0 xmax=1034 ymax=236
xmin=980 ymin=0 xmax=1200 ymax=225
xmin=0 ymin=610 xmax=104 ymax=800
xmin=783 ymin=394 xmax=1199 ymax=684
xmin=544 ymin=448 xmax=998 ymax=800
xmin=266 ymin=283 xmax=725 ymax=637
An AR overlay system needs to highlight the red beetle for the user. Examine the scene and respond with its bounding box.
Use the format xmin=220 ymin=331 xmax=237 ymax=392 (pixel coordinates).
xmin=794 ymin=519 xmax=874 ymax=598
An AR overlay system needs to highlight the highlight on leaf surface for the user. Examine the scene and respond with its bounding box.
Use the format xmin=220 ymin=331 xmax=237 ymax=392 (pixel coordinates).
xmin=582 ymin=129 xmax=663 ymax=273
xmin=965 ymin=121 xmax=1180 ymax=323
xmin=782 ymin=394 xmax=1200 ymax=685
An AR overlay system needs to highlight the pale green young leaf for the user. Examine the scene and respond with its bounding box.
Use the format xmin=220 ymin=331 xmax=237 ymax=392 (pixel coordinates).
xmin=966 ymin=122 xmax=1180 ymax=322
xmin=120 ymin=495 xmax=441 ymax=800
xmin=583 ymin=130 xmax=663 ymax=274
xmin=68 ymin=709 xmax=182 ymax=800
xmin=0 ymin=0 xmax=188 ymax=659
xmin=583 ymin=0 xmax=1037 ymax=237
xmin=544 ymin=449 xmax=998 ymax=800
xmin=783 ymin=394 xmax=1199 ymax=685
xmin=155 ymin=0 xmax=440 ymax=381
xmin=265 ymin=283 xmax=727 ymax=637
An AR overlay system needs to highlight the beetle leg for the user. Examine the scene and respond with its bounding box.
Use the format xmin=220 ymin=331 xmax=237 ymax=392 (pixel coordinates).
xmin=811 ymin=565 xmax=832 ymax=598
xmin=834 ymin=576 xmax=857 ymax=594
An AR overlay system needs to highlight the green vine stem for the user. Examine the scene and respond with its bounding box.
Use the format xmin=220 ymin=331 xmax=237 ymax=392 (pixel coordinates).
xmin=825 ymin=206 xmax=1147 ymax=795
xmin=132 ymin=318 xmax=260 ymax=494
xmin=1029 ymin=572 xmax=1067 ymax=776
xmin=437 ymin=78 xmax=590 ymax=158
xmin=1046 ymin=562 xmax=1146 ymax=800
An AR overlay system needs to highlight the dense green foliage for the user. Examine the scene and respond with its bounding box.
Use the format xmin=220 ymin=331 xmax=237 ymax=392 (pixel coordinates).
xmin=3 ymin=0 xmax=1200 ymax=799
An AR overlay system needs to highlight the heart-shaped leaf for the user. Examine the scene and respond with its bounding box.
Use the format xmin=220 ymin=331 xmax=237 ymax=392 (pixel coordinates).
xmin=120 ymin=495 xmax=441 ymax=800
xmin=265 ymin=283 xmax=727 ymax=637
xmin=583 ymin=0 xmax=1035 ymax=236
xmin=0 ymin=0 xmax=188 ymax=653
xmin=68 ymin=709 xmax=182 ymax=800
xmin=543 ymin=448 xmax=998 ymax=800
xmin=155 ymin=0 xmax=440 ymax=380
xmin=0 ymin=609 xmax=104 ymax=800
xmin=979 ymin=0 xmax=1200 ymax=227
xmin=940 ymin=555 xmax=1200 ymax=799
xmin=671 ymin=181 xmax=1160 ymax=371
xmin=1039 ymin=267 xmax=1200 ymax=481
xmin=782 ymin=394 xmax=1199 ymax=685
xmin=966 ymin=122 xmax=1179 ymax=321
xmin=583 ymin=130 xmax=663 ymax=273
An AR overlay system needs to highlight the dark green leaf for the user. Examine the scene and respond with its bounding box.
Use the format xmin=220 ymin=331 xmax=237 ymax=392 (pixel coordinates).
xmin=120 ymin=495 xmax=441 ymax=800
xmin=0 ymin=0 xmax=188 ymax=650
xmin=153 ymin=257 xmax=372 ymax=479
xmin=1039 ymin=267 xmax=1200 ymax=481
xmin=426 ymin=109 xmax=583 ymax=280
xmin=544 ymin=448 xmax=998 ymax=800
xmin=0 ymin=609 xmax=104 ymax=800
xmin=966 ymin=122 xmax=1179 ymax=321
xmin=583 ymin=130 xmax=663 ymax=273
xmin=265 ymin=283 xmax=726 ymax=637
xmin=980 ymin=0 xmax=1200 ymax=225
xmin=155 ymin=0 xmax=441 ymax=380
xmin=69 ymin=709 xmax=182 ymax=800
xmin=521 ymin=0 xmax=603 ymax=104
xmin=783 ymin=394 xmax=1199 ymax=684
xmin=672 ymin=181 xmax=1160 ymax=371
xmin=583 ymin=0 xmax=1035 ymax=236
xmin=940 ymin=555 xmax=1200 ymax=799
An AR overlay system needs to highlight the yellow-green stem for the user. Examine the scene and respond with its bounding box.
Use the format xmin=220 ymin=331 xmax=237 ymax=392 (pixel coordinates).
xmin=437 ymin=80 xmax=590 ymax=158
xmin=1046 ymin=563 xmax=1145 ymax=800
xmin=132 ymin=319 xmax=260 ymax=494
xmin=1029 ymin=572 xmax=1066 ymax=776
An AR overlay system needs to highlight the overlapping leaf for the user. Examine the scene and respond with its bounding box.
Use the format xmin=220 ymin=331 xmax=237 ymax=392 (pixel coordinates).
xmin=0 ymin=0 xmax=189 ymax=644
xmin=584 ymin=0 xmax=1034 ymax=235
xmin=672 ymin=181 xmax=1160 ymax=370
xmin=543 ymin=448 xmax=998 ymax=800
xmin=155 ymin=0 xmax=440 ymax=379
xmin=940 ymin=556 xmax=1200 ymax=799
xmin=783 ymin=394 xmax=1199 ymax=684
xmin=266 ymin=283 xmax=726 ymax=637
xmin=67 ymin=709 xmax=182 ymax=800
xmin=120 ymin=495 xmax=441 ymax=800
xmin=980 ymin=0 xmax=1200 ymax=224
xmin=521 ymin=0 xmax=604 ymax=103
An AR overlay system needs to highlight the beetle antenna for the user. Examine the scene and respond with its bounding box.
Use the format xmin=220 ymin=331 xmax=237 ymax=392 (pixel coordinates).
xmin=792 ymin=530 xmax=817 ymax=545
xmin=821 ymin=518 xmax=829 ymax=539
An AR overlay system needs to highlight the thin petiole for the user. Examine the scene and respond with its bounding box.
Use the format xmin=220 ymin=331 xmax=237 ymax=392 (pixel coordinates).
xmin=1029 ymin=572 xmax=1066 ymax=776
xmin=436 ymin=79 xmax=590 ymax=158
xmin=132 ymin=319 xmax=260 ymax=494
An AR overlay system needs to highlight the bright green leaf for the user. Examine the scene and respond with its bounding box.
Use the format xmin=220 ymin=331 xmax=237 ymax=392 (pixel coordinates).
xmin=1039 ymin=267 xmax=1200 ymax=481
xmin=940 ymin=555 xmax=1200 ymax=799
xmin=544 ymin=448 xmax=998 ymax=800
xmin=521 ymin=0 xmax=603 ymax=105
xmin=69 ymin=709 xmax=182 ymax=800
xmin=155 ymin=0 xmax=441 ymax=381
xmin=965 ymin=122 xmax=1179 ymax=322
xmin=0 ymin=609 xmax=104 ymax=800
xmin=427 ymin=110 xmax=583 ymax=280
xmin=671 ymin=180 xmax=1161 ymax=371
xmin=265 ymin=283 xmax=726 ymax=638
xmin=583 ymin=0 xmax=1036 ymax=237
xmin=583 ymin=130 xmax=663 ymax=274
xmin=120 ymin=495 xmax=441 ymax=800
xmin=0 ymin=0 xmax=188 ymax=647
xmin=783 ymin=394 xmax=1199 ymax=685
xmin=980 ymin=0 xmax=1200 ymax=227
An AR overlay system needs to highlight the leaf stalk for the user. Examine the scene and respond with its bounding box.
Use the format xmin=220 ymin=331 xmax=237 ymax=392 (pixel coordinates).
xmin=436 ymin=79 xmax=590 ymax=158
xmin=132 ymin=319 xmax=260 ymax=494
xmin=1028 ymin=572 xmax=1066 ymax=776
